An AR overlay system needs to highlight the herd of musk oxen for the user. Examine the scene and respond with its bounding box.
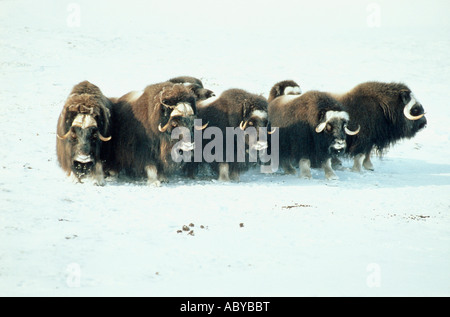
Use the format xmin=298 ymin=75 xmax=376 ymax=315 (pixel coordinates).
xmin=56 ymin=76 xmax=427 ymax=186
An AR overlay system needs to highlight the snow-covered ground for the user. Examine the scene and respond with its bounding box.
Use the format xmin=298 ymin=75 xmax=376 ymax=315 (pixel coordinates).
xmin=1 ymin=0 xmax=449 ymax=296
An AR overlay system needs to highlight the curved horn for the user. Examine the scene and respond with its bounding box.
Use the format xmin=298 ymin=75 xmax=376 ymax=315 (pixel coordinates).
xmin=403 ymin=96 xmax=425 ymax=121
xmin=98 ymin=134 xmax=112 ymax=142
xmin=239 ymin=120 xmax=249 ymax=131
xmin=56 ymin=130 xmax=71 ymax=140
xmin=403 ymin=106 xmax=425 ymax=121
xmin=315 ymin=122 xmax=326 ymax=133
xmin=158 ymin=122 xmax=170 ymax=133
xmin=194 ymin=122 xmax=209 ymax=130
xmin=268 ymin=127 xmax=277 ymax=135
xmin=345 ymin=124 xmax=360 ymax=136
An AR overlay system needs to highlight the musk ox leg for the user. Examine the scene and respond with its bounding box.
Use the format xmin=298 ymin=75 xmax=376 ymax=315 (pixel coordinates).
xmin=299 ymin=158 xmax=312 ymax=179
xmin=363 ymin=151 xmax=374 ymax=171
xmin=230 ymin=168 xmax=240 ymax=182
xmin=184 ymin=163 xmax=198 ymax=179
xmin=69 ymin=172 xmax=82 ymax=184
xmin=331 ymin=157 xmax=344 ymax=171
xmin=145 ymin=165 xmax=161 ymax=187
xmin=351 ymin=153 xmax=365 ymax=173
xmin=92 ymin=162 xmax=106 ymax=186
xmin=218 ymin=163 xmax=230 ymax=182
xmin=281 ymin=159 xmax=297 ymax=175
xmin=322 ymin=158 xmax=338 ymax=180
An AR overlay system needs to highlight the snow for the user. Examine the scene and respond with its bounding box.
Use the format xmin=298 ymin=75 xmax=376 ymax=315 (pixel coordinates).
xmin=1 ymin=0 xmax=449 ymax=296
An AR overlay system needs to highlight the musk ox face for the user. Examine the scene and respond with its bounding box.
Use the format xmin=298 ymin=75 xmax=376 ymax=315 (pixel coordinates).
xmin=158 ymin=86 xmax=197 ymax=133
xmin=400 ymin=91 xmax=427 ymax=136
xmin=156 ymin=86 xmax=199 ymax=152
xmin=58 ymin=113 xmax=111 ymax=180
xmin=239 ymin=104 xmax=273 ymax=151
xmin=315 ymin=110 xmax=360 ymax=157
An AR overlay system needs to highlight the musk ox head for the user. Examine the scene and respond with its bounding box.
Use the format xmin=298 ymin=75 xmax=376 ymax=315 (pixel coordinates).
xmin=154 ymin=84 xmax=204 ymax=152
xmin=315 ymin=109 xmax=360 ymax=157
xmin=189 ymin=84 xmax=215 ymax=101
xmin=238 ymin=94 xmax=274 ymax=151
xmin=268 ymin=80 xmax=302 ymax=103
xmin=56 ymin=84 xmax=112 ymax=182
xmin=168 ymin=76 xmax=215 ymax=102
xmin=399 ymin=90 xmax=427 ymax=137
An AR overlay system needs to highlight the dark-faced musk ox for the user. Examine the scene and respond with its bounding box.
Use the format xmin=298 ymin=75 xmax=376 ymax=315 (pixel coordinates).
xmin=109 ymin=82 xmax=203 ymax=186
xmin=168 ymin=76 xmax=215 ymax=101
xmin=187 ymin=88 xmax=276 ymax=181
xmin=268 ymin=90 xmax=360 ymax=180
xmin=56 ymin=81 xmax=113 ymax=185
xmin=268 ymin=79 xmax=302 ymax=103
xmin=332 ymin=81 xmax=427 ymax=172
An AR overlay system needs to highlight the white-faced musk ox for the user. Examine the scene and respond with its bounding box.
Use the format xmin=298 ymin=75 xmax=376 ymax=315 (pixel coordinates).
xmin=109 ymin=82 xmax=201 ymax=186
xmin=268 ymin=79 xmax=302 ymax=103
xmin=168 ymin=76 xmax=215 ymax=101
xmin=332 ymin=81 xmax=427 ymax=171
xmin=268 ymin=90 xmax=360 ymax=180
xmin=188 ymin=88 xmax=274 ymax=181
xmin=56 ymin=81 xmax=113 ymax=185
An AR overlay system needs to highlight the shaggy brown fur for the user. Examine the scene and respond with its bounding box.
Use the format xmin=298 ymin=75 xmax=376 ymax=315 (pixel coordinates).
xmin=109 ymin=82 xmax=198 ymax=185
xmin=56 ymin=80 xmax=113 ymax=185
xmin=269 ymin=91 xmax=326 ymax=128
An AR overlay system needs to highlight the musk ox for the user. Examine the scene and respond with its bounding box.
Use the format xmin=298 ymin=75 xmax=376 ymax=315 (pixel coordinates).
xmin=56 ymin=81 xmax=113 ymax=185
xmin=332 ymin=81 xmax=427 ymax=172
xmin=268 ymin=79 xmax=302 ymax=103
xmin=268 ymin=90 xmax=360 ymax=180
xmin=189 ymin=88 xmax=272 ymax=181
xmin=109 ymin=82 xmax=201 ymax=186
xmin=168 ymin=76 xmax=215 ymax=101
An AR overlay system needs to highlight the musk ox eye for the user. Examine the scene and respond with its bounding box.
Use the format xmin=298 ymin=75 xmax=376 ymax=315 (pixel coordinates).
xmin=326 ymin=123 xmax=333 ymax=132
xmin=411 ymin=107 xmax=421 ymax=116
xmin=248 ymin=121 xmax=254 ymax=126
xmin=171 ymin=121 xmax=178 ymax=128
